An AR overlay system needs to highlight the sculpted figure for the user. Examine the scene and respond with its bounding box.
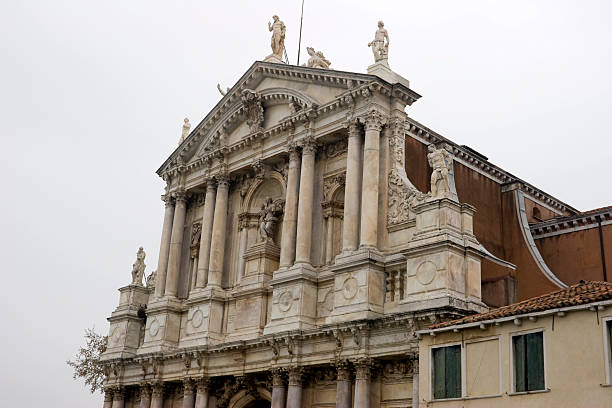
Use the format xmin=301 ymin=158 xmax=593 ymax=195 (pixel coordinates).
xmin=428 ymin=144 xmax=453 ymax=198
xmin=217 ymin=83 xmax=230 ymax=96
xmin=179 ymin=118 xmax=191 ymax=145
xmin=305 ymin=47 xmax=331 ymax=69
xmin=258 ymin=197 xmax=279 ymax=243
xmin=131 ymin=247 xmax=146 ymax=286
xmin=146 ymin=271 xmax=156 ymax=288
xmin=268 ymin=15 xmax=286 ymax=58
xmin=368 ymin=21 xmax=389 ymax=63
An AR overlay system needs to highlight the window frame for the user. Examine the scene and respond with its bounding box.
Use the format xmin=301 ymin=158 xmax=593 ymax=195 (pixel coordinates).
xmin=510 ymin=328 xmax=547 ymax=394
xmin=430 ymin=341 xmax=463 ymax=401
xmin=603 ymin=316 xmax=612 ymax=385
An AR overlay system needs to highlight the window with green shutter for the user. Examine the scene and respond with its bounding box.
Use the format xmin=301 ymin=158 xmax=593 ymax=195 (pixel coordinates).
xmin=513 ymin=331 xmax=545 ymax=392
xmin=432 ymin=345 xmax=462 ymax=399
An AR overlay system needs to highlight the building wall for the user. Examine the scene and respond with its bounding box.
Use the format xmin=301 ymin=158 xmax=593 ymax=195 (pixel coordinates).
xmin=536 ymin=223 xmax=611 ymax=285
xmin=418 ymin=306 xmax=612 ymax=407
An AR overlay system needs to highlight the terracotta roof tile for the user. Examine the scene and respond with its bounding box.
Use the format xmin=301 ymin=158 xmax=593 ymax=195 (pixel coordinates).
xmin=430 ymin=281 xmax=612 ymax=329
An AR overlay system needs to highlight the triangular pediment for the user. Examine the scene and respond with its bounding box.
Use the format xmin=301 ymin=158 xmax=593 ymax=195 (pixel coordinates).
xmin=157 ymin=61 xmax=421 ymax=176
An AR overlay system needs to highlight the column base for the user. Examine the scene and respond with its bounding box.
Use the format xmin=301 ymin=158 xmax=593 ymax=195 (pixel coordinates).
xmin=138 ymin=296 xmax=183 ymax=354
xmin=264 ymin=264 xmax=318 ymax=335
xmin=329 ymin=249 xmax=385 ymax=323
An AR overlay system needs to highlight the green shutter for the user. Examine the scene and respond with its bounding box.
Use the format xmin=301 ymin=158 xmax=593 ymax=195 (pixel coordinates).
xmin=526 ymin=332 xmax=545 ymax=391
xmin=513 ymin=335 xmax=527 ymax=392
xmin=433 ymin=345 xmax=461 ymax=399
xmin=433 ymin=347 xmax=446 ymax=399
xmin=445 ymin=345 xmax=461 ymax=398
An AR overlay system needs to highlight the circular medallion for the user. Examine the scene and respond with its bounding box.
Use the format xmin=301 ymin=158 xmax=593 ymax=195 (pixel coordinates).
xmin=342 ymin=277 xmax=358 ymax=299
xmin=191 ymin=309 xmax=204 ymax=328
xmin=279 ymin=291 xmax=293 ymax=312
xmin=149 ymin=318 xmax=160 ymax=337
xmin=416 ymin=261 xmax=437 ymax=285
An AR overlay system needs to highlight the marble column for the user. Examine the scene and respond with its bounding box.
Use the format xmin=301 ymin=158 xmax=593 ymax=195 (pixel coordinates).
xmin=342 ymin=120 xmax=362 ymax=251
xmin=139 ymin=384 xmax=152 ymax=408
xmin=271 ymin=369 xmax=287 ymax=408
xmin=155 ymin=195 xmax=175 ymax=298
xmin=412 ymin=358 xmax=419 ymax=408
xmin=360 ymin=111 xmax=384 ymax=249
xmin=194 ymin=378 xmax=210 ymax=408
xmin=207 ymin=175 xmax=229 ymax=287
xmin=111 ymin=387 xmax=125 ymax=408
xmin=325 ymin=214 xmax=334 ymax=264
xmin=150 ymin=383 xmax=164 ymax=408
xmin=279 ymin=145 xmax=301 ymax=267
xmin=182 ymin=379 xmax=196 ymax=408
xmin=236 ymin=214 xmax=248 ymax=281
xmin=294 ymin=139 xmax=316 ymax=265
xmin=286 ymin=367 xmax=303 ymax=408
xmin=103 ymin=388 xmax=114 ymax=408
xmin=335 ymin=361 xmax=352 ymax=408
xmin=354 ymin=360 xmax=372 ymax=408
xmin=165 ymin=191 xmax=187 ymax=297
xmin=196 ymin=181 xmax=216 ymax=288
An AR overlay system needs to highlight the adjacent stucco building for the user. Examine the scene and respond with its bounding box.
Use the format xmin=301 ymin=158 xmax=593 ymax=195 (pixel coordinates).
xmin=417 ymin=281 xmax=612 ymax=407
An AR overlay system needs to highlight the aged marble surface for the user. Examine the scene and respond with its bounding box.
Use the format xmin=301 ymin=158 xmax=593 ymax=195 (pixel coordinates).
xmin=100 ymin=20 xmax=488 ymax=407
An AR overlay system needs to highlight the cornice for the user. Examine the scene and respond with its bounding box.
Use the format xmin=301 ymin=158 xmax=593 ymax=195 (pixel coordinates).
xmin=405 ymin=116 xmax=578 ymax=214
xmin=531 ymin=206 xmax=612 ymax=239
xmin=157 ymin=61 xmax=421 ymax=177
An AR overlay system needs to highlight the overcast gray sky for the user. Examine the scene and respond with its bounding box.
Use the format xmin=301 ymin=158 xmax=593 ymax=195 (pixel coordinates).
xmin=1 ymin=1 xmax=610 ymax=406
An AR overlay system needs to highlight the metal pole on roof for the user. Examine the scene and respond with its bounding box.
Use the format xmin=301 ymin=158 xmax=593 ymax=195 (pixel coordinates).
xmin=296 ymin=0 xmax=305 ymax=65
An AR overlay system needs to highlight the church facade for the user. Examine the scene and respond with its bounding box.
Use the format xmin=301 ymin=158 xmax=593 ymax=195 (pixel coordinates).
xmin=99 ymin=18 xmax=611 ymax=408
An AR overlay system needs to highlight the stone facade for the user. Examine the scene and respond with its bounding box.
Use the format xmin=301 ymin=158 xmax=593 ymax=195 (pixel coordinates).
xmin=99 ymin=50 xmax=492 ymax=406
xmin=99 ymin=20 xmax=610 ymax=407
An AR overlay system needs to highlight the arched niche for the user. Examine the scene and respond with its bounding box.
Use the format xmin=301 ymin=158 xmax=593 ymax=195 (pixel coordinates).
xmin=244 ymin=175 xmax=285 ymax=213
xmin=322 ymin=173 xmax=345 ymax=265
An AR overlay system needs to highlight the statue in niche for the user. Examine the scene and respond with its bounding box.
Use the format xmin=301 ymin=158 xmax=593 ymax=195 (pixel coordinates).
xmin=428 ymin=144 xmax=453 ymax=198
xmin=131 ymin=247 xmax=146 ymax=286
xmin=179 ymin=118 xmax=191 ymax=145
xmin=241 ymin=89 xmax=264 ymax=134
xmin=305 ymin=47 xmax=331 ymax=69
xmin=268 ymin=15 xmax=286 ymax=59
xmin=258 ymin=197 xmax=281 ymax=243
xmin=190 ymin=222 xmax=202 ymax=257
xmin=368 ymin=21 xmax=389 ymax=63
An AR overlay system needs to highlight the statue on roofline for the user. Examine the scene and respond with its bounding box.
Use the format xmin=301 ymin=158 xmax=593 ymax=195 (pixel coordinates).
xmin=427 ymin=144 xmax=453 ymax=198
xmin=268 ymin=15 xmax=286 ymax=59
xmin=131 ymin=247 xmax=146 ymax=286
xmin=179 ymin=118 xmax=190 ymax=145
xmin=368 ymin=20 xmax=389 ymax=63
xmin=304 ymin=47 xmax=331 ymax=69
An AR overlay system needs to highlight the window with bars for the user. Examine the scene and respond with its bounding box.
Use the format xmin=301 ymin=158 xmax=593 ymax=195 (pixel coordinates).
xmin=512 ymin=331 xmax=545 ymax=392
xmin=432 ymin=344 xmax=462 ymax=399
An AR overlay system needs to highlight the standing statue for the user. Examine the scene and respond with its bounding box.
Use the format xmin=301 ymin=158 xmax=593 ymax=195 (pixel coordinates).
xmin=179 ymin=118 xmax=191 ymax=145
xmin=258 ymin=197 xmax=280 ymax=243
xmin=268 ymin=15 xmax=286 ymax=59
xmin=427 ymin=145 xmax=454 ymax=198
xmin=368 ymin=21 xmax=390 ymax=63
xmin=305 ymin=47 xmax=331 ymax=69
xmin=131 ymin=247 xmax=146 ymax=286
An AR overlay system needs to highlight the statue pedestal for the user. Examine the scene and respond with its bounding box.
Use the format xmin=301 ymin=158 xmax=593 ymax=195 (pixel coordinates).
xmin=367 ymin=61 xmax=410 ymax=88
xmin=263 ymin=54 xmax=285 ymax=64
xmin=101 ymin=284 xmax=150 ymax=360
xmin=400 ymin=198 xmax=487 ymax=313
xmin=243 ymin=240 xmax=280 ymax=281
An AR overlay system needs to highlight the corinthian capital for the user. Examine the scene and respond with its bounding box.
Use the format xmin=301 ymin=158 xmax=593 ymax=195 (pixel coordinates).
xmin=354 ymin=358 xmax=373 ymax=380
xmin=300 ymin=136 xmax=318 ymax=155
xmin=215 ymin=172 xmax=230 ymax=188
xmin=272 ymin=368 xmax=287 ymax=387
xmin=363 ymin=109 xmax=386 ymax=132
xmin=345 ymin=117 xmax=361 ymax=138
xmin=288 ymin=366 xmax=304 ymax=386
xmin=288 ymin=142 xmax=300 ymax=162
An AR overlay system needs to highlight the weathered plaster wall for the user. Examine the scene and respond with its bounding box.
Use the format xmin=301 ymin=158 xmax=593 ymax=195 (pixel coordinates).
xmin=418 ymin=306 xmax=612 ymax=407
